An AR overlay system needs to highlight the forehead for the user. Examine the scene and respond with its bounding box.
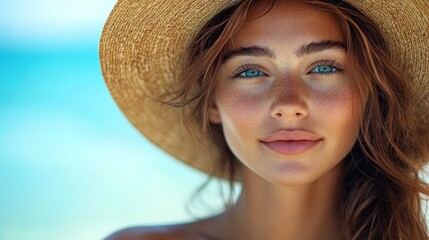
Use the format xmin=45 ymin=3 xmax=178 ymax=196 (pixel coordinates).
xmin=228 ymin=0 xmax=344 ymax=49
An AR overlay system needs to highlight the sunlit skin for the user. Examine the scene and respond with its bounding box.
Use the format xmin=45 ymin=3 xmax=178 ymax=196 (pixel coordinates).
xmin=206 ymin=0 xmax=364 ymax=239
xmin=209 ymin=6 xmax=362 ymax=187
xmin=107 ymin=1 xmax=365 ymax=240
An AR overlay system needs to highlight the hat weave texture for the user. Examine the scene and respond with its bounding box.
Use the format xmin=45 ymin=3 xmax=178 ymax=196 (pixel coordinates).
xmin=100 ymin=0 xmax=429 ymax=178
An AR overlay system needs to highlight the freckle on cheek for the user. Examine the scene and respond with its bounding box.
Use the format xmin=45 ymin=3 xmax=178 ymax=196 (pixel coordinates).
xmin=222 ymin=93 xmax=264 ymax=132
xmin=227 ymin=93 xmax=264 ymax=114
xmin=316 ymin=88 xmax=350 ymax=106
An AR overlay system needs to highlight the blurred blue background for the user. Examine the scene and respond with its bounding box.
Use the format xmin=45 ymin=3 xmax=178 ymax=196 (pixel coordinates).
xmin=1 ymin=1 xmax=427 ymax=239
xmin=0 ymin=1 xmax=229 ymax=239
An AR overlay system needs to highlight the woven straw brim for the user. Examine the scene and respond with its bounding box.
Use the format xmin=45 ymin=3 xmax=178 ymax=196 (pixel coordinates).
xmin=99 ymin=0 xmax=429 ymax=179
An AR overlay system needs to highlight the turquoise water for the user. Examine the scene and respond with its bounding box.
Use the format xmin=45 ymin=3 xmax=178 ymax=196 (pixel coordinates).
xmin=0 ymin=3 xmax=224 ymax=238
xmin=0 ymin=42 xmax=221 ymax=240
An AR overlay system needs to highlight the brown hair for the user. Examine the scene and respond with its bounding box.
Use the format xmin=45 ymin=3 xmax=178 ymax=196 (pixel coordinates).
xmin=168 ymin=0 xmax=429 ymax=238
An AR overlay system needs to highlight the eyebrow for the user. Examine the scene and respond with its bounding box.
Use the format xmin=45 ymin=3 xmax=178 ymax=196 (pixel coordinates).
xmin=294 ymin=40 xmax=346 ymax=57
xmin=222 ymin=46 xmax=275 ymax=63
xmin=222 ymin=40 xmax=346 ymax=63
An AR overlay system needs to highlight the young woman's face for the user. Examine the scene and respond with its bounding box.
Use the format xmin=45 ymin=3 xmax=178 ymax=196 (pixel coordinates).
xmin=209 ymin=0 xmax=364 ymax=185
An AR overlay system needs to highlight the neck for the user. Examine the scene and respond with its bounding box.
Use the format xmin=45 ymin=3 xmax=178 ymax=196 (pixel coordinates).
xmin=218 ymin=162 xmax=344 ymax=240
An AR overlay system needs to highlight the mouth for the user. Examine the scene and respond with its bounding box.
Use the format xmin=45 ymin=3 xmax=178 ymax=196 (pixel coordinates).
xmin=260 ymin=130 xmax=323 ymax=155
xmin=261 ymin=139 xmax=322 ymax=155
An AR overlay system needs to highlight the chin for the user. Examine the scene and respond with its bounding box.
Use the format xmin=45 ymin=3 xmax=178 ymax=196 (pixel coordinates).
xmin=263 ymin=162 xmax=343 ymax=187
xmin=262 ymin=166 xmax=318 ymax=187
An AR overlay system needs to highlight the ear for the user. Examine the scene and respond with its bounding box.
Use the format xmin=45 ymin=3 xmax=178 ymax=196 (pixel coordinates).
xmin=208 ymin=98 xmax=222 ymax=125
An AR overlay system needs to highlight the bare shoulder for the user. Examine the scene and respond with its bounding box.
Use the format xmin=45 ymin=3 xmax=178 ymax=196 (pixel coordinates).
xmin=103 ymin=218 xmax=221 ymax=240
xmin=104 ymin=225 xmax=182 ymax=240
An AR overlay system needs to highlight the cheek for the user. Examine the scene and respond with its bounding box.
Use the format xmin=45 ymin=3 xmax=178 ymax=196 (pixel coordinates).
xmin=214 ymin=87 xmax=268 ymax=154
xmin=216 ymin=87 xmax=267 ymax=128
xmin=313 ymin=86 xmax=362 ymax=139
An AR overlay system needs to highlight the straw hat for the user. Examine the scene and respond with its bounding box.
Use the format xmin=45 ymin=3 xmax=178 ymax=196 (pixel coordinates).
xmin=99 ymin=0 xmax=429 ymax=178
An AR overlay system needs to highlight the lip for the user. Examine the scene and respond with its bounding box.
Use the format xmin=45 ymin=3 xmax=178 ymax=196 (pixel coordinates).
xmin=260 ymin=130 xmax=323 ymax=155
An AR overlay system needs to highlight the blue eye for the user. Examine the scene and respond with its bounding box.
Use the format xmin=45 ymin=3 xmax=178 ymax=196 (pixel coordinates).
xmin=311 ymin=65 xmax=338 ymax=73
xmin=232 ymin=64 xmax=268 ymax=79
xmin=239 ymin=69 xmax=264 ymax=77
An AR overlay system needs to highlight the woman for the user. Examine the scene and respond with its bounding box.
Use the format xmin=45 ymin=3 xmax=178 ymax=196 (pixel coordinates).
xmin=100 ymin=0 xmax=429 ymax=239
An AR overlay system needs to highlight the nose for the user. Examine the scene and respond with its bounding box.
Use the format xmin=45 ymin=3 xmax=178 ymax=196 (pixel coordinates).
xmin=270 ymin=76 xmax=309 ymax=120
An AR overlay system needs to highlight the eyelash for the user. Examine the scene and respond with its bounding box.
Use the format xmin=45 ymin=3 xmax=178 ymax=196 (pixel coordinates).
xmin=230 ymin=60 xmax=344 ymax=79
xmin=308 ymin=60 xmax=344 ymax=75
xmin=231 ymin=64 xmax=267 ymax=79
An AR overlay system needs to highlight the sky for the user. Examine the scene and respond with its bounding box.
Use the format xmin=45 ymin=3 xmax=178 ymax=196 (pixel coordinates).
xmin=0 ymin=1 xmax=232 ymax=239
